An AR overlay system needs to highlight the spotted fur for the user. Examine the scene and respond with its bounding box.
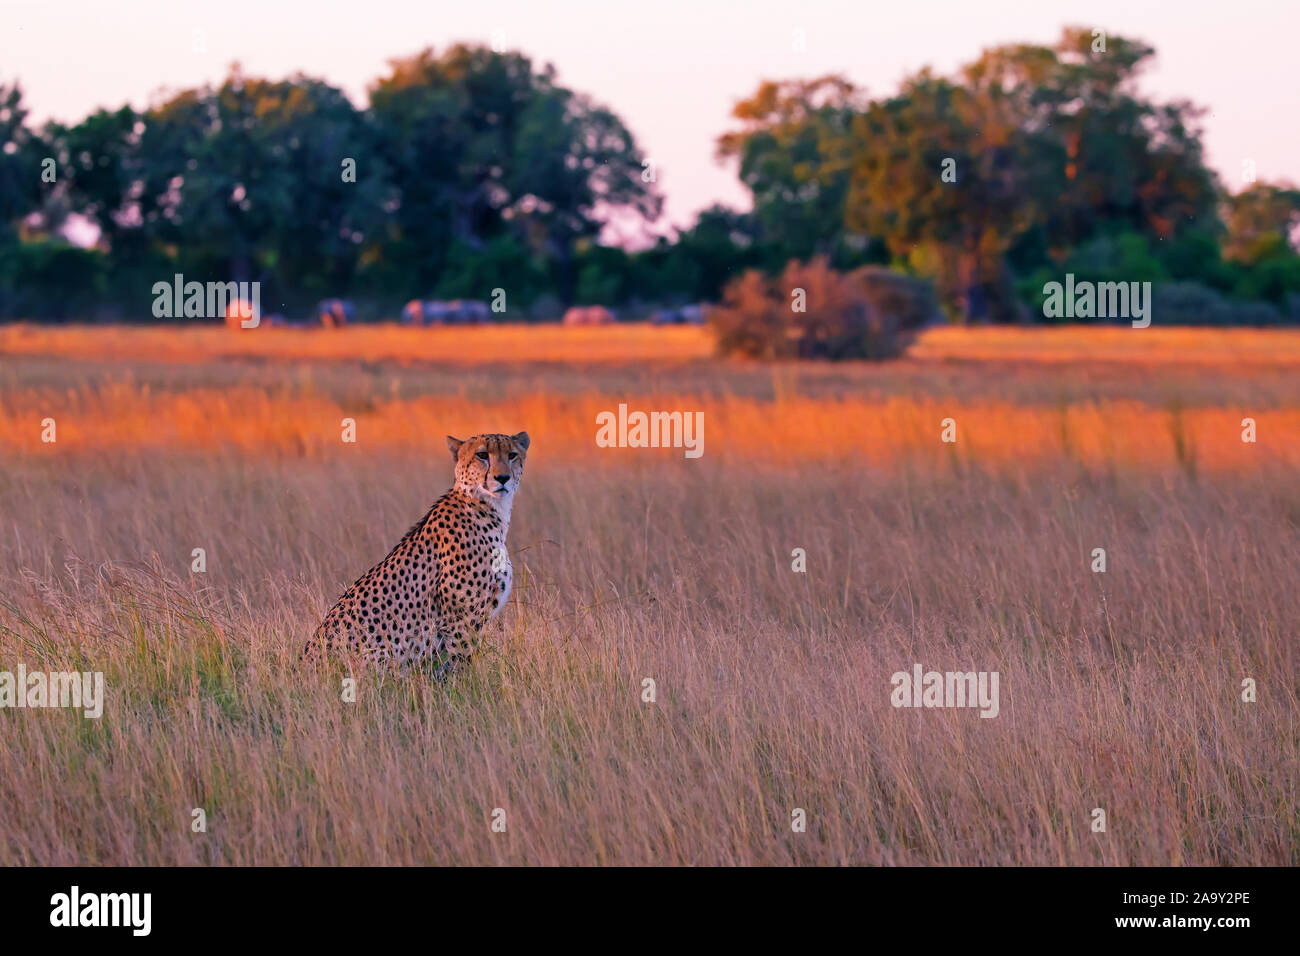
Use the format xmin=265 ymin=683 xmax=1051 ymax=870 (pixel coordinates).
xmin=304 ymin=431 xmax=530 ymax=673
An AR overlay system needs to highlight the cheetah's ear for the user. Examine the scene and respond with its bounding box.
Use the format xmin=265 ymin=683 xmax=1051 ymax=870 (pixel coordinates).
xmin=512 ymin=431 xmax=530 ymax=450
xmin=446 ymin=435 xmax=464 ymax=460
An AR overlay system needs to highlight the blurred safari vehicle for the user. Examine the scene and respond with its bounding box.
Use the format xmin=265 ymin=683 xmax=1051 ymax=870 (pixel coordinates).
xmin=315 ymin=299 xmax=355 ymax=327
xmin=651 ymin=303 xmax=706 ymax=325
xmin=562 ymin=305 xmax=616 ymax=326
xmin=401 ymin=299 xmax=491 ymax=325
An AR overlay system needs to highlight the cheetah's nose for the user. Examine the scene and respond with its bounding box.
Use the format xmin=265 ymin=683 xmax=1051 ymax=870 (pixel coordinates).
xmin=494 ymin=474 xmax=510 ymax=485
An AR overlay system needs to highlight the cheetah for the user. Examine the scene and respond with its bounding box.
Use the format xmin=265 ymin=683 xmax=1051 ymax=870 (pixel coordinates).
xmin=303 ymin=431 xmax=530 ymax=672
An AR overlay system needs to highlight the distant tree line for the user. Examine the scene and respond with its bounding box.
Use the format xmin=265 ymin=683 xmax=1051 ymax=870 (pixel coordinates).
xmin=1 ymin=29 xmax=1298 ymax=323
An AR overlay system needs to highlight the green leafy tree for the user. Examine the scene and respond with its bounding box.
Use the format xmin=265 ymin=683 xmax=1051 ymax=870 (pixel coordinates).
xmin=846 ymin=71 xmax=1043 ymax=320
xmin=369 ymin=44 xmax=661 ymax=302
xmin=54 ymin=67 xmax=389 ymax=311
xmin=140 ymin=68 xmax=389 ymax=297
xmin=844 ymin=28 xmax=1221 ymax=320
xmin=717 ymin=77 xmax=868 ymax=266
xmin=0 ymin=83 xmax=45 ymax=242
xmin=1030 ymin=28 xmax=1219 ymax=252
xmin=47 ymin=106 xmax=143 ymax=251
xmin=1222 ymin=182 xmax=1300 ymax=263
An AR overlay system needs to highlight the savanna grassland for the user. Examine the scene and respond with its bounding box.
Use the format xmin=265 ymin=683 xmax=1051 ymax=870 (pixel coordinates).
xmin=0 ymin=323 xmax=1297 ymax=865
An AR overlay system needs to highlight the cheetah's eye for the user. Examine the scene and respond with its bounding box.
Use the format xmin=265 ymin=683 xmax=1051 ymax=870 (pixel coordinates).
xmin=508 ymin=452 xmax=517 ymax=461
xmin=476 ymin=451 xmax=489 ymax=461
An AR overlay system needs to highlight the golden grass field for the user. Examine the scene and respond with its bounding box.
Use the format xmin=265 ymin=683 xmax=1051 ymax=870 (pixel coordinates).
xmin=1 ymin=322 xmax=1297 ymax=865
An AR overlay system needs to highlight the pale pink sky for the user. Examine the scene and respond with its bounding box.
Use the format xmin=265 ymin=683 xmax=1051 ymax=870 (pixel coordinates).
xmin=4 ymin=0 xmax=1297 ymax=237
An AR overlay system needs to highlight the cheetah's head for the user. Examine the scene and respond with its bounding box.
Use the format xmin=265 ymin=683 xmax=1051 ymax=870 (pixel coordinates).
xmin=447 ymin=432 xmax=530 ymax=506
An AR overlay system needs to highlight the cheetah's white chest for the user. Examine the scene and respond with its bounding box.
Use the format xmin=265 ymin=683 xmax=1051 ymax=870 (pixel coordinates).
xmin=490 ymin=546 xmax=512 ymax=619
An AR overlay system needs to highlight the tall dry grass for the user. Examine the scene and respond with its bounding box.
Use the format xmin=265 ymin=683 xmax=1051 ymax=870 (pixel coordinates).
xmin=0 ymin=322 xmax=714 ymax=366
xmin=0 ymin=326 xmax=1297 ymax=865
xmin=1 ymin=454 xmax=1295 ymax=864
xmin=7 ymin=322 xmax=1300 ymax=368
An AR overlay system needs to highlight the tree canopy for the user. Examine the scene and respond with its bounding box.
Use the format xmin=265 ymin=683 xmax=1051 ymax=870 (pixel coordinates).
xmin=2 ymin=31 xmax=1297 ymax=323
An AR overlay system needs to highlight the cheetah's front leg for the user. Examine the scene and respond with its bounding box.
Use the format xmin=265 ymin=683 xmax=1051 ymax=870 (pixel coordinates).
xmin=429 ymin=622 xmax=484 ymax=679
